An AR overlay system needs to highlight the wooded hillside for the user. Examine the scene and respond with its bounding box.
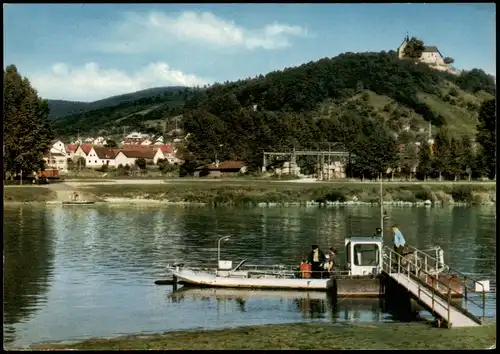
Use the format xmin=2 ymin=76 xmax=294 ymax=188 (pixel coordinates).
xmin=51 ymin=50 xmax=495 ymax=179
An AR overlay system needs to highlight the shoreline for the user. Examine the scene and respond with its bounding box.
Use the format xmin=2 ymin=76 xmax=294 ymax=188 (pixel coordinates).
xmin=20 ymin=322 xmax=497 ymax=350
xmin=35 ymin=197 xmax=495 ymax=207
xmin=4 ymin=180 xmax=496 ymax=206
xmin=3 ymin=197 xmax=495 ymax=207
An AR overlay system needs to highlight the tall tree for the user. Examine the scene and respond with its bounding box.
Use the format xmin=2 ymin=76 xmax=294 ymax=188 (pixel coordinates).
xmin=476 ymin=99 xmax=496 ymax=179
xmin=416 ymin=141 xmax=433 ymax=181
xmin=402 ymin=37 xmax=426 ymax=59
xmin=459 ymin=135 xmax=474 ymax=181
xmin=3 ymin=65 xmax=54 ymax=178
xmin=401 ymin=143 xmax=419 ymax=181
xmin=351 ymin=124 xmax=398 ymax=179
xmin=433 ymin=129 xmax=452 ymax=180
xmin=449 ymin=137 xmax=464 ymax=181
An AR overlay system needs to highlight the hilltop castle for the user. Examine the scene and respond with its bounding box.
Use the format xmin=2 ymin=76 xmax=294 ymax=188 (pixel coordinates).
xmin=397 ymin=34 xmax=457 ymax=74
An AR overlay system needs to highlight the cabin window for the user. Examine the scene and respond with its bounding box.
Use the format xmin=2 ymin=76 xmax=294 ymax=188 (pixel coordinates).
xmin=345 ymin=242 xmax=351 ymax=264
xmin=353 ymin=244 xmax=379 ymax=266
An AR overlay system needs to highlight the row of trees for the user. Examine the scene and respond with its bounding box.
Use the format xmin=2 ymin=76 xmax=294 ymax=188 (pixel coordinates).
xmin=178 ymin=50 xmax=495 ymax=180
xmin=4 ymin=65 xmax=54 ymax=178
xmin=182 ymin=96 xmax=495 ymax=180
xmin=5 ymin=56 xmax=495 ymax=182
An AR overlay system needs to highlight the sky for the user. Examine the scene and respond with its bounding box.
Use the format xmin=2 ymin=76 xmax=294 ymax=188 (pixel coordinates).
xmin=3 ymin=3 xmax=496 ymax=102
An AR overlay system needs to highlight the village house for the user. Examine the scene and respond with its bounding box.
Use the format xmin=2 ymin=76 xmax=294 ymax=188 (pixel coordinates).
xmin=65 ymin=144 xmax=77 ymax=159
xmin=158 ymin=144 xmax=182 ymax=165
xmin=85 ymin=146 xmax=121 ymax=168
xmin=93 ymin=136 xmax=107 ymax=146
xmin=74 ymin=144 xmax=93 ymax=161
xmin=194 ymin=161 xmax=247 ymax=177
xmin=43 ymin=152 xmax=68 ymax=172
xmin=50 ymin=140 xmax=67 ymax=156
xmin=126 ymin=132 xmax=147 ymax=139
xmin=115 ymin=148 xmax=163 ymax=167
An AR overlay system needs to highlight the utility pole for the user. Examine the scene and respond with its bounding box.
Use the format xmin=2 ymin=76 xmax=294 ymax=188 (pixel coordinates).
xmin=328 ymin=142 xmax=331 ymax=181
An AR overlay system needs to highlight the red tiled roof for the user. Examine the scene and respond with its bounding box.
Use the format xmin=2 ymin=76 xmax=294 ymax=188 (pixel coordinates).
xmin=120 ymin=149 xmax=156 ymax=159
xmin=122 ymin=145 xmax=155 ymax=150
xmin=93 ymin=147 xmax=120 ymax=159
xmin=66 ymin=144 xmax=77 ymax=153
xmin=159 ymin=144 xmax=173 ymax=154
xmin=78 ymin=144 xmax=93 ymax=154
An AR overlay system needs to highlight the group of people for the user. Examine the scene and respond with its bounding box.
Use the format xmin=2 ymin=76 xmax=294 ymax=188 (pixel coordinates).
xmin=301 ymin=245 xmax=336 ymax=279
xmin=300 ymin=225 xmax=406 ymax=278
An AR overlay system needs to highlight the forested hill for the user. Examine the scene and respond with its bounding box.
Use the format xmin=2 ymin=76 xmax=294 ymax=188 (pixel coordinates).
xmin=47 ymin=86 xmax=187 ymax=119
xmin=53 ymin=50 xmax=495 ymax=175
xmin=182 ymin=51 xmax=494 ymax=166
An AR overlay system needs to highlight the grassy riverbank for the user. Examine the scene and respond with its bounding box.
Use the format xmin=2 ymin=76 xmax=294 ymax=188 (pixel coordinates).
xmin=29 ymin=322 xmax=496 ymax=350
xmin=3 ymin=181 xmax=495 ymax=205
xmin=3 ymin=186 xmax=57 ymax=202
xmin=80 ymin=181 xmax=496 ymax=206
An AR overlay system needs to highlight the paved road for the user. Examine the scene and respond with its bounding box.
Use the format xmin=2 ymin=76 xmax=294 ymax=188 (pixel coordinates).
xmin=61 ymin=179 xmax=496 ymax=186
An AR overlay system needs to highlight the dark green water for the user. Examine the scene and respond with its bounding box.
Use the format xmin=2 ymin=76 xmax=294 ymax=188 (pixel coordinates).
xmin=3 ymin=205 xmax=496 ymax=346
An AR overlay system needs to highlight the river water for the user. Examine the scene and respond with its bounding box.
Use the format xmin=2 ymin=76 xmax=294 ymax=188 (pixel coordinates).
xmin=3 ymin=204 xmax=496 ymax=347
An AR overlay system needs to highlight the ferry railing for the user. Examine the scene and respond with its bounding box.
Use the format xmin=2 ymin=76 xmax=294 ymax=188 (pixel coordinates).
xmin=392 ymin=245 xmax=488 ymax=321
xmin=166 ymin=263 xmax=349 ymax=279
xmin=405 ymin=245 xmax=449 ymax=274
xmin=382 ymin=246 xmax=486 ymax=327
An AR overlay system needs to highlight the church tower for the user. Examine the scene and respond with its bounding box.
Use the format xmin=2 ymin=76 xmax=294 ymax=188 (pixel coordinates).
xmin=397 ymin=32 xmax=410 ymax=58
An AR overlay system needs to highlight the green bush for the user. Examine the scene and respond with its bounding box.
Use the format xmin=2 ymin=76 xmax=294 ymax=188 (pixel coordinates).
xmin=451 ymin=185 xmax=473 ymax=203
xmin=322 ymin=191 xmax=347 ymax=202
xmin=414 ymin=188 xmax=433 ymax=201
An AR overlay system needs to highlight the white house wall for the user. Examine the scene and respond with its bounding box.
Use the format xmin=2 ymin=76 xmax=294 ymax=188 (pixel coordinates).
xmin=44 ymin=156 xmax=68 ymax=172
xmin=86 ymin=148 xmax=115 ymax=168
xmin=50 ymin=141 xmax=67 ymax=156
xmin=74 ymin=148 xmax=88 ymax=160
xmin=114 ymin=152 xmax=136 ymax=167
xmin=420 ymin=52 xmax=445 ymax=66
xmin=153 ymin=150 xmax=164 ymax=164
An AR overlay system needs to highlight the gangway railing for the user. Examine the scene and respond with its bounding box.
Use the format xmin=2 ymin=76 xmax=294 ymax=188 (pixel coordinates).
xmin=381 ymin=246 xmax=487 ymax=327
xmin=405 ymin=245 xmax=449 ymax=274
xmin=395 ymin=245 xmax=488 ymax=320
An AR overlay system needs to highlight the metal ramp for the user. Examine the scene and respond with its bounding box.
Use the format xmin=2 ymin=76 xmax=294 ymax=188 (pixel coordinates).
xmin=382 ymin=246 xmax=487 ymax=328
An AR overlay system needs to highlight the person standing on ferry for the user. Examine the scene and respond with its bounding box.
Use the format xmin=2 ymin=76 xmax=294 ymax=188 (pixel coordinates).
xmin=392 ymin=225 xmax=406 ymax=267
xmin=327 ymin=247 xmax=336 ymax=274
xmin=307 ymin=245 xmax=325 ymax=279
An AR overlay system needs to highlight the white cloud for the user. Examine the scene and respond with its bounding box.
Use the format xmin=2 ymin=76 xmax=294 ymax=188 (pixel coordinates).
xmin=29 ymin=62 xmax=210 ymax=101
xmin=94 ymin=11 xmax=310 ymax=53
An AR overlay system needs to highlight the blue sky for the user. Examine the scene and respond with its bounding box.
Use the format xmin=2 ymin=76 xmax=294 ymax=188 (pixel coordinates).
xmin=4 ymin=3 xmax=496 ymax=102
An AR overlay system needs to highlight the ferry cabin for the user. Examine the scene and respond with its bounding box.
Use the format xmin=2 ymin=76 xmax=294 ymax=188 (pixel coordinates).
xmin=344 ymin=236 xmax=383 ymax=276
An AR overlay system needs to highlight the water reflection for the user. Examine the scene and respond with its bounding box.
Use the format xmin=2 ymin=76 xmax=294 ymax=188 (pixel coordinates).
xmin=2 ymin=204 xmax=496 ymax=347
xmin=168 ymin=287 xmax=390 ymax=324
xmin=3 ymin=206 xmax=56 ymax=343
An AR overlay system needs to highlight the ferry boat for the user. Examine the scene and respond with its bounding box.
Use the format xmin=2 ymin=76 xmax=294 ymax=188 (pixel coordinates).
xmin=163 ymin=177 xmax=489 ymax=299
xmin=166 ymin=235 xmax=463 ymax=297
